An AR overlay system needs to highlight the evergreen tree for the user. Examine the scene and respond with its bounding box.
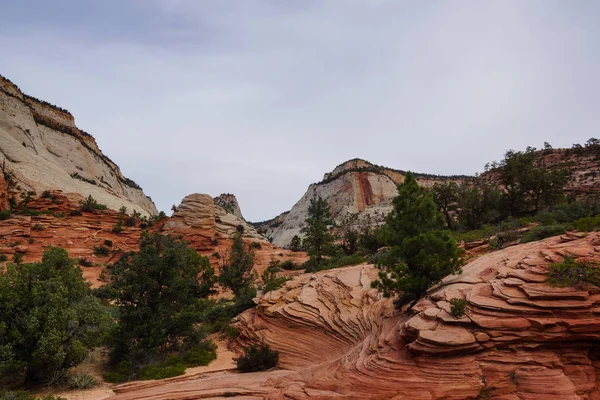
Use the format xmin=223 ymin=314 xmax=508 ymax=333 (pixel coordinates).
xmin=101 ymin=233 xmax=217 ymax=362
xmin=289 ymin=235 xmax=302 ymax=252
xmin=219 ymin=232 xmax=257 ymax=297
xmin=0 ymin=247 xmax=110 ymax=386
xmin=301 ymin=196 xmax=335 ymax=270
xmin=372 ymin=172 xmax=463 ymax=308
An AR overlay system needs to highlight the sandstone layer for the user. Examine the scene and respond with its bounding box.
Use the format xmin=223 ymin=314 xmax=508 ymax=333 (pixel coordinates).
xmin=0 ymin=191 xmax=307 ymax=288
xmin=107 ymin=232 xmax=600 ymax=399
xmin=0 ymin=74 xmax=157 ymax=216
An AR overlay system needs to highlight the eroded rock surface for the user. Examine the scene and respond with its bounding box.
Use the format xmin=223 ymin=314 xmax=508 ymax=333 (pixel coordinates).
xmin=106 ymin=232 xmax=600 ymax=399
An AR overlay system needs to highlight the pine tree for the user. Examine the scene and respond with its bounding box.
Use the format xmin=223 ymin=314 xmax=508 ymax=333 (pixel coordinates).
xmin=219 ymin=232 xmax=257 ymax=297
xmin=301 ymin=196 xmax=335 ymax=270
xmin=372 ymin=172 xmax=464 ymax=308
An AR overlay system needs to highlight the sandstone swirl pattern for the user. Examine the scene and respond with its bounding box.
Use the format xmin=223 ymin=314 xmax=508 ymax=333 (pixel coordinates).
xmin=107 ymin=232 xmax=600 ymax=399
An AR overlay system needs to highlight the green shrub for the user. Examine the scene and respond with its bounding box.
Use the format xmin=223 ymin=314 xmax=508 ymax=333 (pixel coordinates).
xmin=279 ymin=260 xmax=300 ymax=270
xmin=0 ymin=210 xmax=12 ymax=220
xmin=104 ymin=239 xmax=113 ymax=247
xmin=79 ymin=195 xmax=107 ymax=212
xmin=573 ymin=214 xmax=600 ymax=232
xmin=236 ymin=343 xmax=279 ymax=373
xmin=449 ymin=298 xmax=468 ymax=318
xmin=249 ymin=242 xmax=262 ymax=249
xmin=69 ymin=210 xmax=83 ymax=217
xmin=520 ymin=224 xmax=568 ymax=243
xmin=138 ymin=360 xmax=186 ymax=380
xmin=332 ymin=254 xmax=365 ymax=268
xmin=44 ymin=369 xmax=70 ymax=388
xmin=221 ymin=325 xmax=240 ymax=340
xmin=182 ymin=341 xmax=218 ymax=367
xmin=124 ymin=217 xmax=136 ymax=227
xmin=11 ymin=253 xmax=24 ymax=264
xmin=102 ymin=361 xmax=132 ymax=383
xmin=93 ymin=245 xmax=110 ymax=256
xmin=68 ymin=372 xmax=98 ymax=390
xmin=112 ymin=221 xmax=123 ymax=233
xmin=41 ymin=190 xmax=52 ymax=199
xmin=0 ymin=254 xmax=8 ymax=262
xmin=547 ymin=257 xmax=600 ymax=288
xmin=0 ymin=392 xmax=66 ymax=400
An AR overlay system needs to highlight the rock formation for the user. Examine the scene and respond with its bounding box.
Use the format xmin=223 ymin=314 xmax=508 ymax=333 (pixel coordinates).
xmin=0 ymin=191 xmax=307 ymax=288
xmin=0 ymin=74 xmax=157 ymax=215
xmin=106 ymin=232 xmax=600 ymax=399
xmin=214 ymin=193 xmax=245 ymax=220
xmin=257 ymin=158 xmax=466 ymax=247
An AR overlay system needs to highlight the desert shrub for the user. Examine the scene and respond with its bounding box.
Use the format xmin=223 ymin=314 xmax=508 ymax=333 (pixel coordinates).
xmin=573 ymin=214 xmax=600 ymax=232
xmin=212 ymin=251 xmax=221 ymax=259
xmin=69 ymin=210 xmax=83 ymax=217
xmin=79 ymin=195 xmax=106 ymax=212
xmin=11 ymin=253 xmax=24 ymax=264
xmin=249 ymin=242 xmax=262 ymax=250
xmin=101 ymin=361 xmax=132 ymax=383
xmin=78 ymin=258 xmax=93 ymax=267
xmin=261 ymin=262 xmax=290 ymax=293
xmin=237 ymin=343 xmax=279 ymax=373
xmin=112 ymin=221 xmax=123 ymax=233
xmin=279 ymin=260 xmax=300 ymax=270
xmin=68 ymin=372 xmax=98 ymax=390
xmin=449 ymin=298 xmax=468 ymax=318
xmin=0 ymin=392 xmax=65 ymax=400
xmin=138 ymin=358 xmax=186 ymax=380
xmin=93 ymin=245 xmax=110 ymax=256
xmin=0 ymin=210 xmax=12 ymax=220
xmin=44 ymin=369 xmax=70 ymax=388
xmin=520 ymin=224 xmax=568 ymax=243
xmin=547 ymin=257 xmax=600 ymax=288
xmin=331 ymin=254 xmax=365 ymax=268
xmin=32 ymin=223 xmax=45 ymax=231
xmin=41 ymin=190 xmax=52 ymax=199
xmin=221 ymin=325 xmax=240 ymax=340
xmin=182 ymin=341 xmax=218 ymax=367
xmin=124 ymin=217 xmax=136 ymax=227
xmin=0 ymin=254 xmax=8 ymax=262
xmin=104 ymin=239 xmax=113 ymax=247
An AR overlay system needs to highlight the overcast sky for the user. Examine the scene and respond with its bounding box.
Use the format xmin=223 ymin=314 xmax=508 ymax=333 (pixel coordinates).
xmin=1 ymin=1 xmax=599 ymax=221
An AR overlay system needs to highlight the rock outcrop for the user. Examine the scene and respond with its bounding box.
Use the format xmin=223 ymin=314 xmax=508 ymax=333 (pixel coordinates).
xmin=0 ymin=192 xmax=307 ymax=288
xmin=0 ymin=74 xmax=157 ymax=216
xmin=214 ymin=193 xmax=244 ymax=220
xmin=106 ymin=232 xmax=600 ymax=399
xmin=257 ymin=159 xmax=465 ymax=247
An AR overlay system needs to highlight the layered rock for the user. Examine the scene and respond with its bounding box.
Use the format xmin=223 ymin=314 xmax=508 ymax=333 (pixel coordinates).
xmin=0 ymin=192 xmax=307 ymax=288
xmin=257 ymin=159 xmax=465 ymax=247
xmin=214 ymin=193 xmax=244 ymax=220
xmin=107 ymin=232 xmax=600 ymax=400
xmin=0 ymin=74 xmax=157 ymax=216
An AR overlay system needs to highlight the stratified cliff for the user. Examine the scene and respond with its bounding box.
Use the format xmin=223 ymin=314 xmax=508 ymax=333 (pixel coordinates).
xmin=0 ymin=74 xmax=157 ymax=216
xmin=257 ymin=158 xmax=466 ymax=247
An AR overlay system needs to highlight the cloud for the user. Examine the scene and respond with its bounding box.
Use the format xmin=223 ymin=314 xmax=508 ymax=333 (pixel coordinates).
xmin=1 ymin=0 xmax=599 ymax=220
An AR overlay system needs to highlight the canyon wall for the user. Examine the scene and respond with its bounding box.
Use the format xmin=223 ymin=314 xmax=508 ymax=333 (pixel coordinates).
xmin=0 ymin=74 xmax=157 ymax=216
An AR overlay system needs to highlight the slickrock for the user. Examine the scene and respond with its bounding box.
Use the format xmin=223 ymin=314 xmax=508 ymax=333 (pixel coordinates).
xmin=107 ymin=232 xmax=600 ymax=399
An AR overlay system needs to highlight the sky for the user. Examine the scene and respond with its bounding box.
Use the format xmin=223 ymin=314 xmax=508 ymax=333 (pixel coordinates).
xmin=1 ymin=1 xmax=599 ymax=221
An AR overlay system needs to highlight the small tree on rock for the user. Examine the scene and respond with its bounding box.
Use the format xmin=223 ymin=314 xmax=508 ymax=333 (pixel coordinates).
xmin=301 ymin=196 xmax=335 ymax=270
xmin=372 ymin=172 xmax=464 ymax=308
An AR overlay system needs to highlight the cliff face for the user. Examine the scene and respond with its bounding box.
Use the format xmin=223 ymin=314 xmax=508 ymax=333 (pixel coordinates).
xmin=258 ymin=158 xmax=465 ymax=247
xmin=0 ymin=74 xmax=157 ymax=216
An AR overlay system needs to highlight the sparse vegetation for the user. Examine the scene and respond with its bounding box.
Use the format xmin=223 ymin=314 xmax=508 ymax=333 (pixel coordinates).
xmin=93 ymin=245 xmax=110 ymax=256
xmin=236 ymin=343 xmax=279 ymax=373
xmin=449 ymin=298 xmax=468 ymax=318
xmin=79 ymin=195 xmax=107 ymax=212
xmin=68 ymin=372 xmax=98 ymax=390
xmin=546 ymin=257 xmax=600 ymax=288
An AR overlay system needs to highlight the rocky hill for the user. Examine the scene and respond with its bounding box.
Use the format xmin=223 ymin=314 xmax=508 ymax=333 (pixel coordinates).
xmin=106 ymin=231 xmax=600 ymax=399
xmin=255 ymin=158 xmax=467 ymax=247
xmin=0 ymin=191 xmax=306 ymax=288
xmin=0 ymin=74 xmax=157 ymax=216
